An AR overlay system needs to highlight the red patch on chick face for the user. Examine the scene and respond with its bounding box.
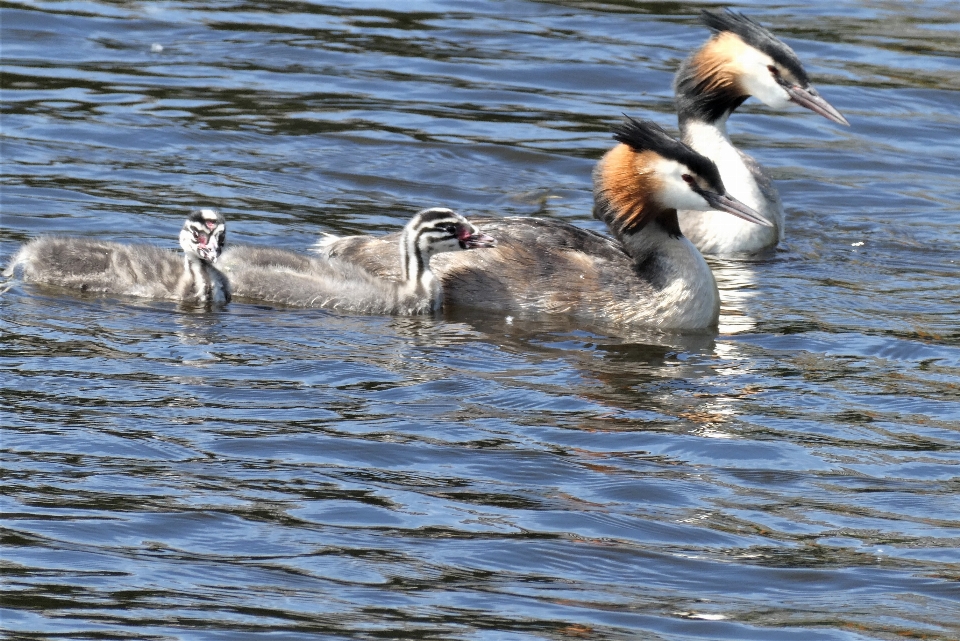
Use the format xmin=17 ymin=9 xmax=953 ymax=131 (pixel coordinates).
xmin=456 ymin=224 xmax=474 ymax=241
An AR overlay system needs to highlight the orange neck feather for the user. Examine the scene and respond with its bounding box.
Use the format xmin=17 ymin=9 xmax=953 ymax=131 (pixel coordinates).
xmin=594 ymin=145 xmax=666 ymax=238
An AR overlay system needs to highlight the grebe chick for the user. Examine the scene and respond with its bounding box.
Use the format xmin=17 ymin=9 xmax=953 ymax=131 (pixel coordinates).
xmin=313 ymin=118 xmax=769 ymax=330
xmin=222 ymin=208 xmax=495 ymax=315
xmin=674 ymin=9 xmax=848 ymax=254
xmin=5 ymin=209 xmax=230 ymax=305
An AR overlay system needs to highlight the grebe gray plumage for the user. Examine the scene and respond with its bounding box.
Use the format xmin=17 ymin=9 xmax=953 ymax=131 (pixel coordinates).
xmin=5 ymin=208 xmax=230 ymax=305
xmin=674 ymin=9 xmax=848 ymax=254
xmin=312 ymin=118 xmax=770 ymax=330
xmin=221 ymin=208 xmax=495 ymax=315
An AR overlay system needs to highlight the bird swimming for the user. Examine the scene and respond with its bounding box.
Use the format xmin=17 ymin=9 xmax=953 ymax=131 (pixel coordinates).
xmin=220 ymin=207 xmax=495 ymax=315
xmin=5 ymin=208 xmax=230 ymax=305
xmin=312 ymin=117 xmax=770 ymax=330
xmin=673 ymin=9 xmax=849 ymax=254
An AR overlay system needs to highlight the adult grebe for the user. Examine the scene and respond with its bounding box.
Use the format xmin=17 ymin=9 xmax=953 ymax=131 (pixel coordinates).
xmin=674 ymin=9 xmax=848 ymax=254
xmin=312 ymin=118 xmax=770 ymax=330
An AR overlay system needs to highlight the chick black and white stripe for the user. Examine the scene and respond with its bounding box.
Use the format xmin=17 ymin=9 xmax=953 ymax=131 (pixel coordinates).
xmin=222 ymin=208 xmax=495 ymax=315
xmin=5 ymin=208 xmax=230 ymax=305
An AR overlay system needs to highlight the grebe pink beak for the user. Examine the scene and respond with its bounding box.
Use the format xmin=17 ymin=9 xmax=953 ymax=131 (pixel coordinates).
xmin=785 ymin=84 xmax=849 ymax=126
xmin=700 ymin=190 xmax=773 ymax=227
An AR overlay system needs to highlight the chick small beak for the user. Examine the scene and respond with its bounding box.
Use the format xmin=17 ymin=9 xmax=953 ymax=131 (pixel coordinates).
xmin=701 ymin=191 xmax=773 ymax=227
xmin=786 ymin=84 xmax=849 ymax=126
xmin=461 ymin=231 xmax=497 ymax=249
xmin=198 ymin=246 xmax=220 ymax=263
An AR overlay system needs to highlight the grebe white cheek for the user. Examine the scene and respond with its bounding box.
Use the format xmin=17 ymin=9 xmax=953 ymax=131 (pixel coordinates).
xmin=735 ymin=46 xmax=793 ymax=110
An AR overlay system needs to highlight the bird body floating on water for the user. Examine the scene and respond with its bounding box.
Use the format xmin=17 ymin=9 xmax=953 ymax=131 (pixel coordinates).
xmin=312 ymin=118 xmax=770 ymax=330
xmin=221 ymin=207 xmax=495 ymax=315
xmin=5 ymin=208 xmax=231 ymax=305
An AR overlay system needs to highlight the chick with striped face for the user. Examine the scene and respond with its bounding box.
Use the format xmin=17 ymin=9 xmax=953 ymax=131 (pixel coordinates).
xmin=404 ymin=208 xmax=496 ymax=260
xmin=6 ymin=207 xmax=231 ymax=305
xmin=399 ymin=207 xmax=496 ymax=298
xmin=180 ymin=208 xmax=227 ymax=264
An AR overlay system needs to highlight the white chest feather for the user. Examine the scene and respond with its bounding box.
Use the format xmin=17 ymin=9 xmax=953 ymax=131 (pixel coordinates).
xmin=678 ymin=120 xmax=783 ymax=254
xmin=623 ymin=227 xmax=720 ymax=330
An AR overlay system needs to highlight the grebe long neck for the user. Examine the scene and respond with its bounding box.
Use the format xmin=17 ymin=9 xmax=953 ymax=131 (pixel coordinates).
xmin=619 ymin=213 xmax=720 ymax=328
xmin=592 ymin=144 xmax=720 ymax=327
xmin=677 ymin=114 xmax=782 ymax=254
xmin=398 ymin=218 xmax=441 ymax=309
xmin=674 ymin=46 xmax=781 ymax=249
xmin=673 ymin=37 xmax=756 ymax=209
xmin=673 ymin=34 xmax=754 ymax=183
xmin=177 ymin=253 xmax=228 ymax=305
xmin=594 ymin=188 xmax=715 ymax=303
xmin=679 ymin=117 xmax=757 ymax=206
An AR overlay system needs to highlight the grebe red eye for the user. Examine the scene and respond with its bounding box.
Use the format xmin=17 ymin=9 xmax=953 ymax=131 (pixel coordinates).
xmin=768 ymin=65 xmax=780 ymax=76
xmin=681 ymin=174 xmax=695 ymax=184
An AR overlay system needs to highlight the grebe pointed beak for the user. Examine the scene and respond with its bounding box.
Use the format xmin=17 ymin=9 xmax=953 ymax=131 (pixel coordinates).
xmin=460 ymin=230 xmax=497 ymax=249
xmin=701 ymin=191 xmax=773 ymax=227
xmin=786 ymin=84 xmax=849 ymax=126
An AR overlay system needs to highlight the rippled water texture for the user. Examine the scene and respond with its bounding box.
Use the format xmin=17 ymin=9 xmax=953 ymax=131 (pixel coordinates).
xmin=2 ymin=1 xmax=960 ymax=639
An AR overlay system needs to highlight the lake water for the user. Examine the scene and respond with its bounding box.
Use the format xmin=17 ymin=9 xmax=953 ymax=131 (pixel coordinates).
xmin=2 ymin=1 xmax=959 ymax=639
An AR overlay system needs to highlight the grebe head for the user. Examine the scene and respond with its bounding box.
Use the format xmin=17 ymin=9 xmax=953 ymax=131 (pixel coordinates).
xmin=405 ymin=208 xmax=496 ymax=259
xmin=675 ymin=9 xmax=848 ymax=126
xmin=180 ymin=208 xmax=226 ymax=264
xmin=398 ymin=207 xmax=496 ymax=286
xmin=594 ymin=116 xmax=771 ymax=238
